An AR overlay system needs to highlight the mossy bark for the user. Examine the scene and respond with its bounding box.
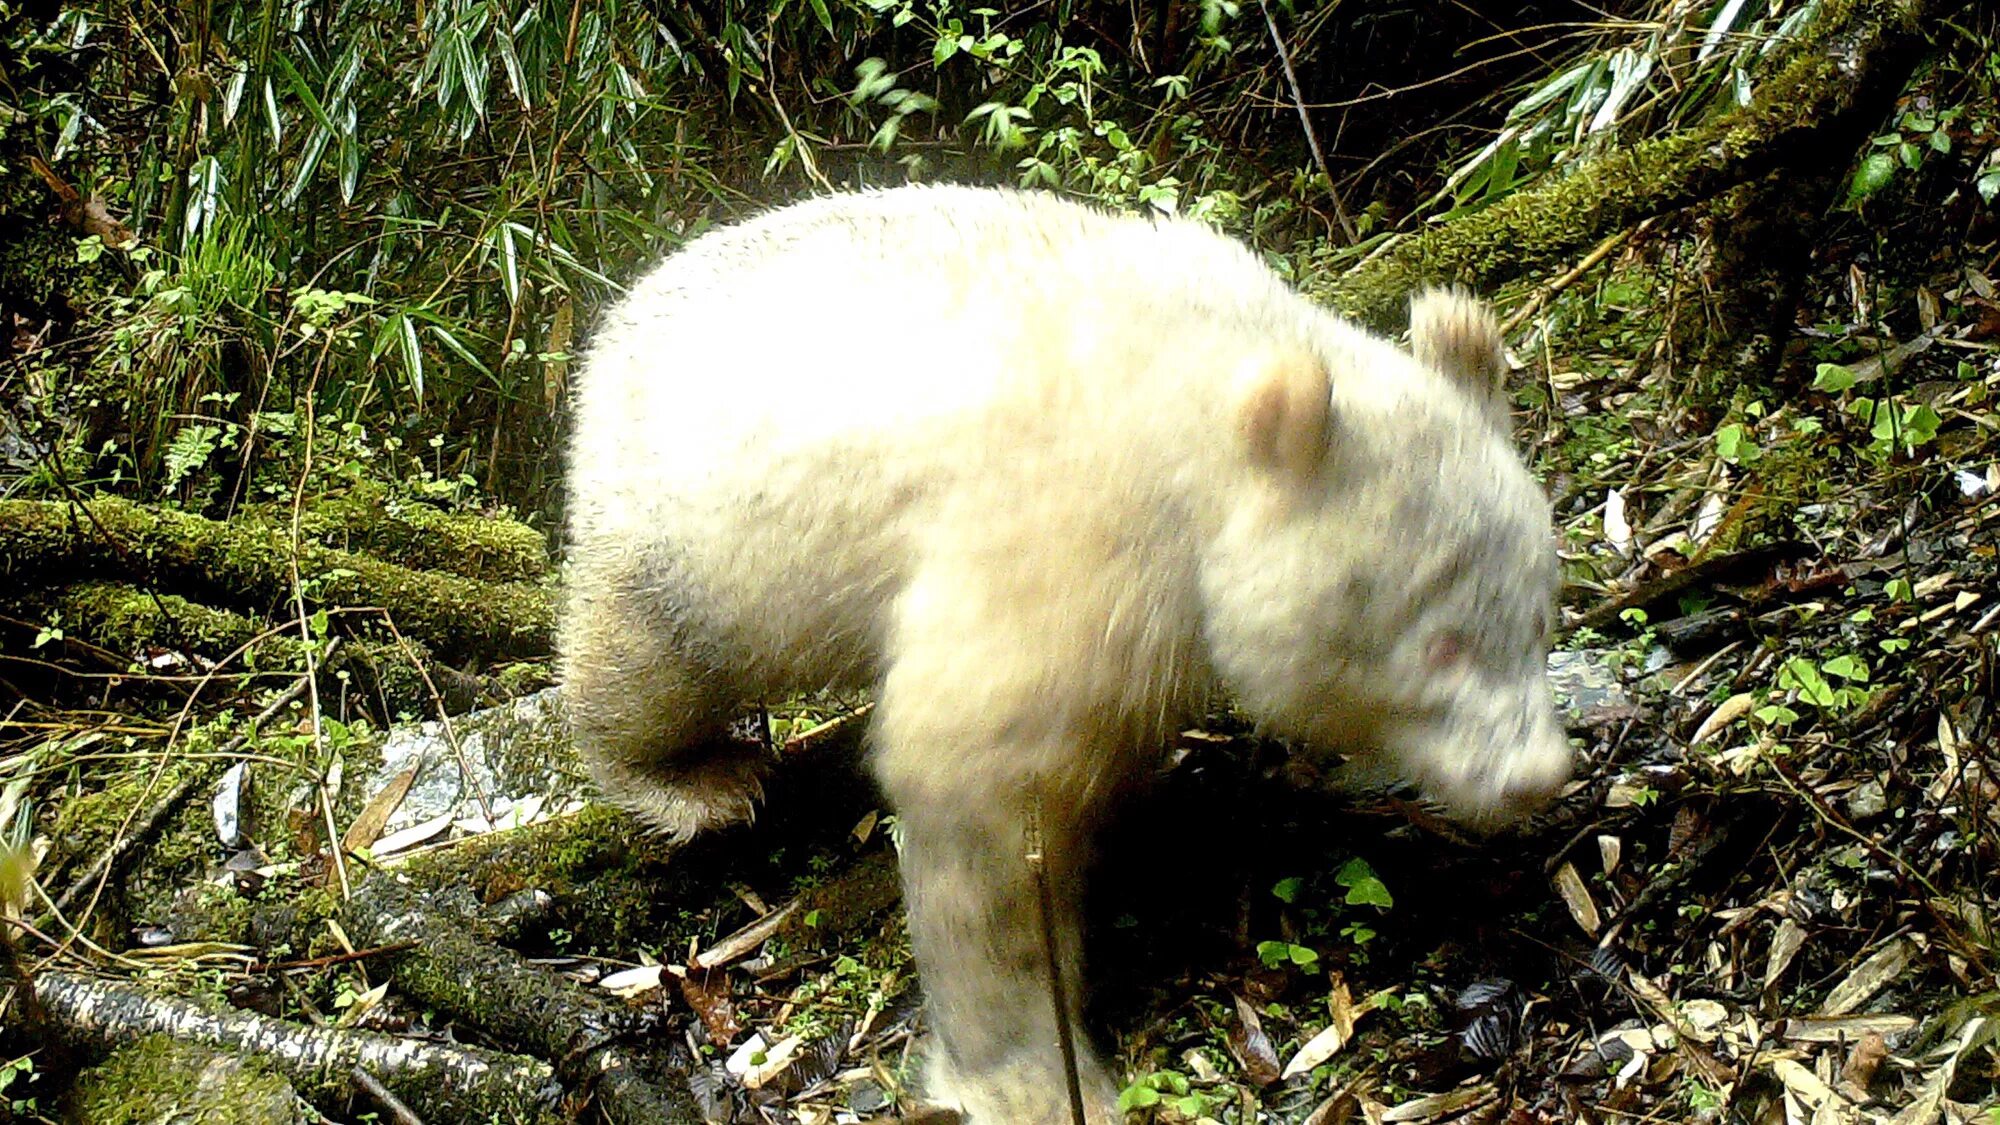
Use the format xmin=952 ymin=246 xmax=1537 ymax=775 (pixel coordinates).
xmin=0 ymin=497 xmax=554 ymax=663
xmin=1315 ymin=0 xmax=1942 ymax=329
xmin=252 ymin=480 xmax=551 ymax=585
xmin=341 ymin=874 xmax=702 ymax=1125
xmin=65 ymin=1034 xmax=310 ymax=1125
xmin=1683 ymin=168 xmax=1848 ymax=400
xmin=35 ymin=971 xmax=561 ymax=1123
xmin=8 ymin=580 xmax=484 ymax=717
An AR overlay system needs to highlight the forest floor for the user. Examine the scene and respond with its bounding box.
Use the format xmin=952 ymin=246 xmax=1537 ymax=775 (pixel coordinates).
xmin=6 ymin=15 xmax=2000 ymax=1116
xmin=8 ymin=226 xmax=2000 ymax=1123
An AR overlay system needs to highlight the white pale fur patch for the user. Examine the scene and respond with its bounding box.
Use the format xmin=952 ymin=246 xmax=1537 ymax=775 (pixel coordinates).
xmin=565 ymin=182 xmax=1566 ymax=819
xmin=563 ymin=184 xmax=1571 ymax=1124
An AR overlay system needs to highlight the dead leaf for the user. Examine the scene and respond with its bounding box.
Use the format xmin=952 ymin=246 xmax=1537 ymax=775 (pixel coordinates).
xmin=1604 ymin=488 xmax=1633 ymax=555
xmin=1300 ymin=1091 xmax=1357 ymax=1125
xmin=738 ymin=1033 xmax=803 ymax=1089
xmin=1782 ymin=1014 xmax=1917 ymax=1042
xmin=1765 ymin=917 xmax=1807 ymax=990
xmin=342 ymin=768 xmax=416 ymax=855
xmin=372 ymin=812 xmax=454 ymax=857
xmin=1838 ymin=1031 xmax=1888 ymax=1093
xmin=1229 ymin=994 xmax=1282 ymax=1087
xmin=1680 ymin=999 xmax=1728 ymax=1043
xmin=1553 ymin=861 xmax=1602 ymax=937
xmin=1887 ymin=1015 xmax=1987 ymax=1125
xmin=333 ymin=980 xmax=390 ymax=1028
xmin=679 ymin=969 xmax=743 ymax=1046
xmin=1283 ymin=1012 xmax=1355 ymax=1079
xmin=27 ymin=155 xmax=137 ymax=248
xmin=1378 ymin=1084 xmax=1496 ymax=1122
xmin=1817 ymin=938 xmax=1913 ymax=1016
xmin=600 ymin=964 xmax=665 ymax=998
xmin=1769 ymin=1056 xmax=1849 ymax=1115
xmin=212 ymin=762 xmax=249 ymax=848
xmin=694 ymin=898 xmax=801 ymax=970
xmin=77 ymin=196 xmax=138 ymax=249
xmin=1692 ymin=693 xmax=1757 ymax=743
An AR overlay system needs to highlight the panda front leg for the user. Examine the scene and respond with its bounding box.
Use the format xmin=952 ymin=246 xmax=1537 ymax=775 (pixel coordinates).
xmin=870 ymin=609 xmax=1134 ymax=1122
xmin=875 ymin=749 xmax=1123 ymax=1124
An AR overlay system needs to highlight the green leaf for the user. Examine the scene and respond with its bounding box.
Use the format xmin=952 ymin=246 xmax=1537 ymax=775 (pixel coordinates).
xmin=1847 ymin=152 xmax=1897 ymax=203
xmin=1821 ymin=654 xmax=1868 ymax=682
xmin=337 ymin=134 xmax=361 ymax=205
xmin=1255 ymin=940 xmax=1289 ymax=969
xmin=1715 ymin=422 xmax=1757 ymax=464
xmin=1272 ymin=877 xmax=1303 ymax=903
xmin=1778 ymin=657 xmax=1836 ymax=708
xmin=1754 ymin=704 xmax=1798 ymax=726
xmin=851 ymin=57 xmax=895 ymax=104
xmin=1812 ymin=363 xmax=1857 ymax=393
xmin=1900 ymin=403 xmax=1942 ymax=447
xmin=270 ymin=53 xmax=336 ymax=133
xmin=1335 ymin=858 xmax=1394 ymax=909
xmin=161 ymin=424 xmax=221 ymax=491
xmin=1117 ymin=1083 xmax=1161 ymax=1111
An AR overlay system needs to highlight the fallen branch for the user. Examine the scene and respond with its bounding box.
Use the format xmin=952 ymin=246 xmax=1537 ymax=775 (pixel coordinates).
xmin=34 ymin=970 xmax=561 ymax=1122
xmin=4 ymin=583 xmax=478 ymax=716
xmin=351 ymin=1066 xmax=427 ymax=1125
xmin=1499 ymin=219 xmax=1656 ymax=336
xmin=248 ymin=482 xmax=549 ymax=586
xmin=45 ymin=648 xmax=331 ymax=925
xmin=0 ymin=497 xmax=553 ymax=663
xmin=1318 ymin=0 xmax=1949 ymax=328
xmin=341 ymin=874 xmax=702 ymax=1125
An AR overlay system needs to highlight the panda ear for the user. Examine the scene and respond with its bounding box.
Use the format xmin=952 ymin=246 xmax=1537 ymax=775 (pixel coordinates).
xmin=1409 ymin=286 xmax=1507 ymax=410
xmin=1237 ymin=348 xmax=1334 ymax=482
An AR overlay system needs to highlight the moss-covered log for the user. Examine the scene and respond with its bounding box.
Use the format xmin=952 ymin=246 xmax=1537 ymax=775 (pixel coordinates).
xmin=0 ymin=497 xmax=554 ymax=663
xmin=65 ymin=1034 xmax=311 ymax=1125
xmin=1316 ymin=0 xmax=1945 ymax=328
xmin=249 ymin=481 xmax=550 ymax=585
xmin=35 ymin=970 xmax=562 ymax=1123
xmin=6 ymin=581 xmax=486 ymax=717
xmin=342 ymin=874 xmax=702 ymax=1125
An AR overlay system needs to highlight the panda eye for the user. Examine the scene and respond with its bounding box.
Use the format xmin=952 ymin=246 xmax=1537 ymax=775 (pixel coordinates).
xmin=1426 ymin=629 xmax=1473 ymax=668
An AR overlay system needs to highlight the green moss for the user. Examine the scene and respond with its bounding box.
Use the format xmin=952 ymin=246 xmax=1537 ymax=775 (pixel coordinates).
xmin=12 ymin=580 xmax=455 ymax=716
xmin=47 ymin=754 xmax=214 ymax=930
xmin=42 ymin=703 xmax=390 ymax=934
xmin=1314 ymin=0 xmax=1918 ymax=328
xmin=0 ymin=497 xmax=553 ymax=662
xmin=491 ymin=660 xmax=557 ymax=699
xmin=67 ymin=1035 xmax=305 ymax=1125
xmin=395 ymin=804 xmax=668 ymax=949
xmin=250 ymin=480 xmax=550 ymax=585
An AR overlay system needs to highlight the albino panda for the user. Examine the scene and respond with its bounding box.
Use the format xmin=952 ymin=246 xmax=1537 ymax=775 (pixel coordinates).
xmin=559 ymin=185 xmax=1571 ymax=1124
